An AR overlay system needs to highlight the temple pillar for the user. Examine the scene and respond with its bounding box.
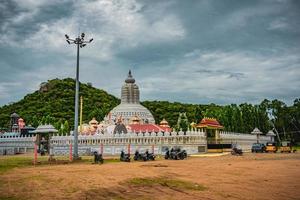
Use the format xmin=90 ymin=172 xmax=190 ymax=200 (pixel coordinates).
xmin=215 ymin=129 xmax=220 ymax=143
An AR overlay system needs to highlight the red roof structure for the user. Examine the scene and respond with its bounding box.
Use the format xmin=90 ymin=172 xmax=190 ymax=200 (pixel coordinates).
xmin=196 ymin=118 xmax=224 ymax=129
xmin=128 ymin=124 xmax=172 ymax=133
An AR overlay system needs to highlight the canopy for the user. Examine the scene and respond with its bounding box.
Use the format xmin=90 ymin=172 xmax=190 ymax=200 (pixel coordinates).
xmin=31 ymin=124 xmax=58 ymax=134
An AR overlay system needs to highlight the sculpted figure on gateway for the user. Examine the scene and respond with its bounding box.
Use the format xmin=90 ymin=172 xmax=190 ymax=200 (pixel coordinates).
xmin=104 ymin=70 xmax=155 ymax=125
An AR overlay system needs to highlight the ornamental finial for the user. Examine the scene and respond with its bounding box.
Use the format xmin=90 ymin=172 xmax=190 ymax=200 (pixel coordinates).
xmin=125 ymin=69 xmax=135 ymax=83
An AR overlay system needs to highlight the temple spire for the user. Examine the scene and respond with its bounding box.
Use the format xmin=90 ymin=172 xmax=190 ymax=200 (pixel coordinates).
xmin=125 ymin=69 xmax=135 ymax=83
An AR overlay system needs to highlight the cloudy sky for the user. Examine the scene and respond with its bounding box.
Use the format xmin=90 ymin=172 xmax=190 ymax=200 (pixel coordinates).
xmin=0 ymin=0 xmax=299 ymax=106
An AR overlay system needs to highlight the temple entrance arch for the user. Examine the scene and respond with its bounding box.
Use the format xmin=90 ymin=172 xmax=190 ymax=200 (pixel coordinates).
xmin=195 ymin=118 xmax=226 ymax=152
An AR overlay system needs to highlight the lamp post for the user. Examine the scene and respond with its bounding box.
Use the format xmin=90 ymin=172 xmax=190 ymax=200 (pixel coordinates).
xmin=65 ymin=33 xmax=93 ymax=159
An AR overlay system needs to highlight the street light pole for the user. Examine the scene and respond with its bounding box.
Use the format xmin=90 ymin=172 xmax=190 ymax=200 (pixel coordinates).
xmin=65 ymin=33 xmax=93 ymax=159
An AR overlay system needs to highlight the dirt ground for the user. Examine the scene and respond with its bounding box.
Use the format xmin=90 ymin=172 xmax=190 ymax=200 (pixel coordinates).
xmin=1 ymin=153 xmax=300 ymax=200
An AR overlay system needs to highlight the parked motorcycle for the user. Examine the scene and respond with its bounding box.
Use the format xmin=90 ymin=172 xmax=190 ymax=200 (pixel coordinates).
xmin=120 ymin=150 xmax=131 ymax=162
xmin=134 ymin=150 xmax=155 ymax=161
xmin=93 ymin=151 xmax=104 ymax=164
xmin=231 ymin=144 xmax=243 ymax=156
xmin=165 ymin=147 xmax=187 ymax=160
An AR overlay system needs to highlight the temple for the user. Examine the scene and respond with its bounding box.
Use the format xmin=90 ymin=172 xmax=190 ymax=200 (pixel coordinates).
xmin=103 ymin=70 xmax=155 ymax=125
xmin=195 ymin=117 xmax=224 ymax=144
xmin=0 ymin=71 xmax=276 ymax=156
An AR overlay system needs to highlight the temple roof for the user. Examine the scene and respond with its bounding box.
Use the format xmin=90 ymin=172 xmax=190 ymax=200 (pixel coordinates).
xmin=129 ymin=124 xmax=171 ymax=133
xmin=266 ymin=130 xmax=276 ymax=136
xmin=196 ymin=117 xmax=223 ymax=129
xmin=159 ymin=118 xmax=170 ymax=128
xmin=160 ymin=118 xmax=168 ymax=125
xmin=251 ymin=127 xmax=262 ymax=135
xmin=32 ymin=124 xmax=58 ymax=134
xmin=10 ymin=113 xmax=19 ymax=118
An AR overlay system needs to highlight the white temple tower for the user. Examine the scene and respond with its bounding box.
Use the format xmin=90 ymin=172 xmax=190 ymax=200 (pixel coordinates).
xmin=105 ymin=70 xmax=155 ymax=125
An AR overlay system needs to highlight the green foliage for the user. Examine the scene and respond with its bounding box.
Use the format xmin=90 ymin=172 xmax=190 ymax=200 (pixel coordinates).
xmin=0 ymin=78 xmax=120 ymax=130
xmin=63 ymin=120 xmax=70 ymax=135
xmin=0 ymin=78 xmax=299 ymax=143
xmin=143 ymin=99 xmax=300 ymax=142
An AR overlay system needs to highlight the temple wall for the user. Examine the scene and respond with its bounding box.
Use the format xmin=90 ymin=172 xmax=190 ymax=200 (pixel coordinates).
xmin=50 ymin=130 xmax=207 ymax=156
xmin=0 ymin=135 xmax=36 ymax=155
xmin=0 ymin=131 xmax=273 ymax=156
xmin=220 ymin=131 xmax=271 ymax=150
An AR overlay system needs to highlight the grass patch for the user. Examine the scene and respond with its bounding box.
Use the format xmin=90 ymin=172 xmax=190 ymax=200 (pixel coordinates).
xmin=0 ymin=156 xmax=40 ymax=174
xmin=293 ymin=145 xmax=300 ymax=150
xmin=0 ymin=155 xmax=120 ymax=174
xmin=127 ymin=177 xmax=206 ymax=191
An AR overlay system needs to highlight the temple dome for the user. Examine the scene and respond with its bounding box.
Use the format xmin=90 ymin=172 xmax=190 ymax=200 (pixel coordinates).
xmin=160 ymin=118 xmax=170 ymax=128
xmin=108 ymin=103 xmax=155 ymax=125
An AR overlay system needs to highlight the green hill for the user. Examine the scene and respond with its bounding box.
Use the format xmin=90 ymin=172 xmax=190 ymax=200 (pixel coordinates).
xmin=0 ymin=78 xmax=120 ymax=130
xmin=0 ymin=78 xmax=299 ymax=142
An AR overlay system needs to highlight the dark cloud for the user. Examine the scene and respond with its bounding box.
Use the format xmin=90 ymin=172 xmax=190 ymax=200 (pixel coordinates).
xmin=0 ymin=0 xmax=299 ymax=106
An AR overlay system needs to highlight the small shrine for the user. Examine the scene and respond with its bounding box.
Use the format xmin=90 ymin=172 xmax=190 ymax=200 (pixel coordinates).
xmin=32 ymin=124 xmax=58 ymax=154
xmin=195 ymin=117 xmax=224 ymax=143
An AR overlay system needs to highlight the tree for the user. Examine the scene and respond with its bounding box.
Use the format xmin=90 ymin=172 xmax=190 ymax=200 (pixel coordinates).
xmin=63 ymin=120 xmax=70 ymax=135
xmin=176 ymin=113 xmax=189 ymax=132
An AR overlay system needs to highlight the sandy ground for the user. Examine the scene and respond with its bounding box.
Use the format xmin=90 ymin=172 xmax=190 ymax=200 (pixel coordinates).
xmin=0 ymin=153 xmax=300 ymax=200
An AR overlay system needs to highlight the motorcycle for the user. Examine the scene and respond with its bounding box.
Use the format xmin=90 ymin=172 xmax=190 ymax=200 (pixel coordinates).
xmin=145 ymin=150 xmax=155 ymax=161
xmin=134 ymin=150 xmax=155 ymax=161
xmin=165 ymin=148 xmax=187 ymax=160
xmin=93 ymin=151 xmax=104 ymax=164
xmin=177 ymin=149 xmax=187 ymax=160
xmin=120 ymin=150 xmax=131 ymax=162
xmin=231 ymin=144 xmax=243 ymax=156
